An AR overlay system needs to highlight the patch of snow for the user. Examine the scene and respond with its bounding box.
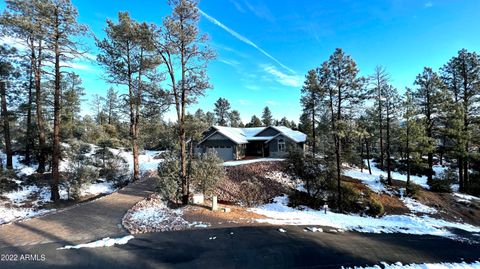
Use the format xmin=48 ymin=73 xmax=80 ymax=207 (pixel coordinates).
xmin=305 ymin=227 xmax=323 ymax=233
xmin=250 ymin=195 xmax=480 ymax=239
xmin=223 ymin=158 xmax=285 ymax=167
xmin=278 ymin=228 xmax=287 ymax=233
xmin=344 ymin=160 xmax=430 ymax=191
xmin=57 ymin=235 xmax=134 ymax=250
xmin=345 ymin=261 xmax=480 ymax=269
xmin=0 ymin=207 xmax=53 ymax=225
xmin=80 ymin=182 xmax=116 ymax=196
xmin=453 ymin=193 xmax=480 ymax=204
xmin=400 ymin=197 xmax=437 ymax=214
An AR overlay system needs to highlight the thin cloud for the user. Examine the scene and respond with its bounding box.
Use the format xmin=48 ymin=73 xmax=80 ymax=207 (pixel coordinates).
xmin=229 ymin=0 xmax=246 ymax=13
xmin=424 ymin=1 xmax=433 ymax=8
xmin=219 ymin=58 xmax=240 ymax=67
xmin=244 ymin=0 xmax=275 ymax=23
xmin=199 ymin=9 xmax=296 ymax=74
xmin=262 ymin=64 xmax=302 ymax=88
xmin=265 ymin=100 xmax=279 ymax=106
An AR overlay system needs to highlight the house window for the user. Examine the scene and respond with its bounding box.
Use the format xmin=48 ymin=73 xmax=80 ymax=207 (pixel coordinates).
xmin=278 ymin=139 xmax=286 ymax=152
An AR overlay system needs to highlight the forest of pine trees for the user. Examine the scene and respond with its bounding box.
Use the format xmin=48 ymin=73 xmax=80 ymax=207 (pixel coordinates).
xmin=0 ymin=0 xmax=478 ymax=208
xmin=300 ymin=48 xmax=480 ymax=197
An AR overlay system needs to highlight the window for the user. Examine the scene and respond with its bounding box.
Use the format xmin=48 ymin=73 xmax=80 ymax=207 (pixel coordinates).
xmin=278 ymin=139 xmax=286 ymax=152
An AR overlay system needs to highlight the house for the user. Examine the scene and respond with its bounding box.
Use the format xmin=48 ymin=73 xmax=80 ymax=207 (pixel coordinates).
xmin=196 ymin=126 xmax=307 ymax=161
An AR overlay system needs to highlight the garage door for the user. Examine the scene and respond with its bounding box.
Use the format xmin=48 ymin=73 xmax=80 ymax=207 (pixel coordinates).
xmin=209 ymin=146 xmax=233 ymax=161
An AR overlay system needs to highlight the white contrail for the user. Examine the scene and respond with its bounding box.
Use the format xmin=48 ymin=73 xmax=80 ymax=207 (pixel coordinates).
xmin=199 ymin=9 xmax=296 ymax=74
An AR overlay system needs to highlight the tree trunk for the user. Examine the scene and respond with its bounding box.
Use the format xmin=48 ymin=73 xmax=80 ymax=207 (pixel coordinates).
xmin=25 ymin=42 xmax=35 ymax=165
xmin=458 ymin=157 xmax=464 ymax=192
xmin=365 ymin=138 xmax=372 ymax=175
xmin=378 ymin=83 xmax=384 ymax=169
xmin=386 ymin=107 xmax=392 ymax=185
xmin=312 ymin=92 xmax=316 ymax=156
xmin=406 ymin=121 xmax=411 ymax=195
xmin=0 ymin=81 xmax=13 ymax=169
xmin=360 ymin=137 xmax=364 ymax=173
xmin=35 ymin=40 xmax=46 ymax=173
xmin=50 ymin=15 xmax=61 ymax=202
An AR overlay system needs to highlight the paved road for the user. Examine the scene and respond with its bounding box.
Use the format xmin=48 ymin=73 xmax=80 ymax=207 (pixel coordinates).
xmin=0 ymin=178 xmax=155 ymax=248
xmin=1 ymin=226 xmax=479 ymax=269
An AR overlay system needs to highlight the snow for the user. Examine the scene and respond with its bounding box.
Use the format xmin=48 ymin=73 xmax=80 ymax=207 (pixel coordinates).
xmin=57 ymin=235 xmax=134 ymax=250
xmin=278 ymin=228 xmax=287 ymax=233
xmin=223 ymin=158 xmax=285 ymax=166
xmin=205 ymin=126 xmax=307 ymax=145
xmin=270 ymin=126 xmax=307 ymax=143
xmin=400 ymin=197 xmax=438 ymax=214
xmin=453 ymin=193 xmax=480 ymax=203
xmin=108 ymin=148 xmax=164 ymax=172
xmin=344 ymin=160 xmax=431 ymax=191
xmin=345 ymin=261 xmax=480 ymax=269
xmin=80 ymin=182 xmax=115 ymax=196
xmin=250 ymin=195 xmax=480 ymax=239
xmin=0 ymin=207 xmax=53 ymax=225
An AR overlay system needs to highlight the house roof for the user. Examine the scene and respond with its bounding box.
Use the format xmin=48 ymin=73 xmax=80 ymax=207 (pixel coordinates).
xmin=199 ymin=125 xmax=307 ymax=145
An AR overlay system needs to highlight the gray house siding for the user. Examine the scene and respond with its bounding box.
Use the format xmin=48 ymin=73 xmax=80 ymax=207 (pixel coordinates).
xmin=268 ymin=135 xmax=302 ymax=158
xmin=197 ymin=132 xmax=241 ymax=161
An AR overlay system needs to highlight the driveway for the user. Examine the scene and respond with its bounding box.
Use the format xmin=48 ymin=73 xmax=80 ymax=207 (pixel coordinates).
xmin=1 ymin=226 xmax=479 ymax=268
xmin=0 ymin=178 xmax=155 ymax=248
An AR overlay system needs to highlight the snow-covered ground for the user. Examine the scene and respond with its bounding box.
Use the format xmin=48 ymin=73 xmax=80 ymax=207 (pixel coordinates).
xmin=0 ymin=146 xmax=165 ymax=225
xmin=345 ymin=261 xmax=480 ymax=269
xmin=57 ymin=235 xmax=134 ymax=250
xmin=344 ymin=160 xmax=447 ymax=191
xmin=223 ymin=158 xmax=285 ymax=167
xmin=453 ymin=193 xmax=480 ymax=204
xmin=400 ymin=197 xmax=438 ymax=214
xmin=250 ymin=195 xmax=480 ymax=240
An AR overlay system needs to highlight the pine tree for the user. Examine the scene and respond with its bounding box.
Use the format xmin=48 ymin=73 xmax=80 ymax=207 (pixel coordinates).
xmin=0 ymin=44 xmax=18 ymax=169
xmin=43 ymin=0 xmax=87 ymax=201
xmin=229 ymin=110 xmax=241 ymax=127
xmin=301 ymin=69 xmax=321 ymax=155
xmin=105 ymin=87 xmax=119 ymax=125
xmin=318 ymin=48 xmax=366 ymax=211
xmin=97 ymin=12 xmax=160 ymax=183
xmin=413 ymin=67 xmax=445 ymax=184
xmin=246 ymin=115 xmax=262 ymax=127
xmin=261 ymin=106 xmax=273 ymax=126
xmin=1 ymin=0 xmax=51 ymax=172
xmin=61 ymin=72 xmax=84 ymax=139
xmin=368 ymin=66 xmax=390 ymax=169
xmin=383 ymin=85 xmax=401 ymax=185
xmin=213 ymin=97 xmax=231 ymax=126
xmin=156 ymin=0 xmax=215 ymax=204
xmin=440 ymin=49 xmax=480 ymax=192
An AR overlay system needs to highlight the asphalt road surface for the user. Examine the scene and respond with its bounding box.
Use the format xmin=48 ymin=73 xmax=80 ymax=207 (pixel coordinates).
xmin=1 ymin=226 xmax=479 ymax=269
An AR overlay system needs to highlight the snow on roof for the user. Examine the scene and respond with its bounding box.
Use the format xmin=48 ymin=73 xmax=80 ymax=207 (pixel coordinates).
xmin=205 ymin=126 xmax=307 ymax=144
xmin=213 ymin=126 xmax=249 ymax=144
xmin=270 ymin=126 xmax=307 ymax=143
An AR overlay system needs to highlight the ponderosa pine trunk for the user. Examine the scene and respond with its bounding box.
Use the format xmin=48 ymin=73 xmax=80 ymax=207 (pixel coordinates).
xmin=35 ymin=39 xmax=46 ymax=174
xmin=365 ymin=138 xmax=372 ymax=175
xmin=25 ymin=40 xmax=35 ymax=165
xmin=386 ymin=105 xmax=392 ymax=185
xmin=0 ymin=81 xmax=13 ymax=169
xmin=50 ymin=11 xmax=61 ymax=202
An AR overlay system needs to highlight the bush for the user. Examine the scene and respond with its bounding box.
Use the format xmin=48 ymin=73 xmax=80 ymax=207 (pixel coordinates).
xmin=406 ymin=183 xmax=421 ymax=197
xmin=191 ymin=150 xmax=225 ymax=196
xmin=336 ymin=182 xmax=363 ymax=213
xmin=64 ymin=163 xmax=98 ymax=200
xmin=157 ymin=152 xmax=182 ymax=202
xmin=78 ymin=143 xmax=92 ymax=155
xmin=288 ymin=190 xmax=323 ymax=210
xmin=286 ymin=149 xmax=331 ymax=199
xmin=239 ymin=178 xmax=263 ymax=206
xmin=367 ymin=197 xmax=385 ymax=217
xmin=0 ymin=170 xmax=20 ymax=193
xmin=101 ymin=154 xmax=130 ymax=187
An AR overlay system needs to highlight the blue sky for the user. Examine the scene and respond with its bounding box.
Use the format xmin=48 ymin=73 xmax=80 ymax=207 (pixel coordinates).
xmin=3 ymin=0 xmax=480 ymax=123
